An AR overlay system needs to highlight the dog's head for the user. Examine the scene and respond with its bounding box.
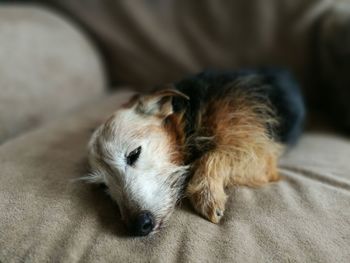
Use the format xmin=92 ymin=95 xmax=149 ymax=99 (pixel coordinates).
xmin=86 ymin=89 xmax=190 ymax=236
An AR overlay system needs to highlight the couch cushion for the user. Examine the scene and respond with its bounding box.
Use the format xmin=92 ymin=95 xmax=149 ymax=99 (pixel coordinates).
xmin=0 ymin=5 xmax=106 ymax=143
xmin=0 ymin=91 xmax=349 ymax=262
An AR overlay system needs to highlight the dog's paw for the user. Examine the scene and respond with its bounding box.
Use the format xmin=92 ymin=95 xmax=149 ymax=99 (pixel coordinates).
xmin=187 ymin=185 xmax=227 ymax=224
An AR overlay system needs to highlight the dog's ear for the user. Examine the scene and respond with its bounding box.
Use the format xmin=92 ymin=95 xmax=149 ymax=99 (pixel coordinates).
xmin=137 ymin=86 xmax=189 ymax=118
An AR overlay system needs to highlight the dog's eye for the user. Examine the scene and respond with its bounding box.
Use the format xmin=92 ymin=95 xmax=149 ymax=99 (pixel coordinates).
xmin=126 ymin=146 xmax=142 ymax=166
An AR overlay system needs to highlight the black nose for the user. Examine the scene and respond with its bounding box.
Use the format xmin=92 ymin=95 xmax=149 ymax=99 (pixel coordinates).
xmin=130 ymin=211 xmax=155 ymax=236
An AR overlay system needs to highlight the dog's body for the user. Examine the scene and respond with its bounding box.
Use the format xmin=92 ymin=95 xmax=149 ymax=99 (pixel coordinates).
xmin=172 ymin=69 xmax=305 ymax=223
xmin=87 ymin=69 xmax=305 ymax=236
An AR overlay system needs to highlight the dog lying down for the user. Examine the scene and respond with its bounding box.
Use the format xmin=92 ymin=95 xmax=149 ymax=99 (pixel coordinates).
xmin=86 ymin=69 xmax=305 ymax=236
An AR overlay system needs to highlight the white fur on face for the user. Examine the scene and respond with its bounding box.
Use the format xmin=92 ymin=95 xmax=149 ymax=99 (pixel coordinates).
xmin=87 ymin=108 xmax=188 ymax=228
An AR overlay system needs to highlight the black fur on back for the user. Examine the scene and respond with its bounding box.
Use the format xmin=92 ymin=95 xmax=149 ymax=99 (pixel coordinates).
xmin=172 ymin=68 xmax=305 ymax=147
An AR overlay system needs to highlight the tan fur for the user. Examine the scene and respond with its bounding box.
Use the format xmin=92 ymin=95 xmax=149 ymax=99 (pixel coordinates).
xmin=137 ymin=89 xmax=188 ymax=118
xmin=163 ymin=112 xmax=187 ymax=165
xmin=187 ymin=91 xmax=283 ymax=223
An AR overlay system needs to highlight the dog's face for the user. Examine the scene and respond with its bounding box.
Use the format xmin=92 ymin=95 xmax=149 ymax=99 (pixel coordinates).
xmin=87 ymin=89 xmax=189 ymax=236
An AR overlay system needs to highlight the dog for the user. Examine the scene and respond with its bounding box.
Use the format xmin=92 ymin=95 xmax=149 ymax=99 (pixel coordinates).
xmin=85 ymin=69 xmax=305 ymax=236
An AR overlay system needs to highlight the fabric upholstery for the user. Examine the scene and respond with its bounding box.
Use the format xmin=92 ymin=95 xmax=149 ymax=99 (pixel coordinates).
xmin=0 ymin=91 xmax=349 ymax=262
xmin=46 ymin=0 xmax=332 ymax=89
xmin=0 ymin=5 xmax=106 ymax=143
xmin=315 ymin=1 xmax=350 ymax=131
xmin=1 ymin=3 xmax=350 ymax=262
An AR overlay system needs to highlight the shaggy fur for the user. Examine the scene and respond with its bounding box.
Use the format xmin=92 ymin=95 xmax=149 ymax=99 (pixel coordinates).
xmin=86 ymin=69 xmax=305 ymax=235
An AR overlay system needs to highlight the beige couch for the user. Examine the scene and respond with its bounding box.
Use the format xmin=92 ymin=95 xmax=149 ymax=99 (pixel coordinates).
xmin=0 ymin=2 xmax=349 ymax=262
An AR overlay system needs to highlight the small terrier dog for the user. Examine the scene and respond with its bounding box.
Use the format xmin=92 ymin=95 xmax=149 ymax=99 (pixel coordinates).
xmin=86 ymin=69 xmax=305 ymax=236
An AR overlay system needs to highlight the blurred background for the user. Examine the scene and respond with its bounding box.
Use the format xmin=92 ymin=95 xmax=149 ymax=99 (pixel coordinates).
xmin=1 ymin=0 xmax=350 ymax=142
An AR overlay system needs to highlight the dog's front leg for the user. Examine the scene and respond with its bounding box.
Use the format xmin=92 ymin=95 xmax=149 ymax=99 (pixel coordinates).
xmin=186 ymin=150 xmax=229 ymax=224
xmin=186 ymin=145 xmax=281 ymax=223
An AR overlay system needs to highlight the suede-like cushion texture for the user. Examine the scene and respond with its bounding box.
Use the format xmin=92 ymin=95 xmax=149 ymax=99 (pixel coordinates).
xmin=46 ymin=0 xmax=333 ymax=88
xmin=0 ymin=91 xmax=349 ymax=262
xmin=0 ymin=6 xmax=106 ymax=143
